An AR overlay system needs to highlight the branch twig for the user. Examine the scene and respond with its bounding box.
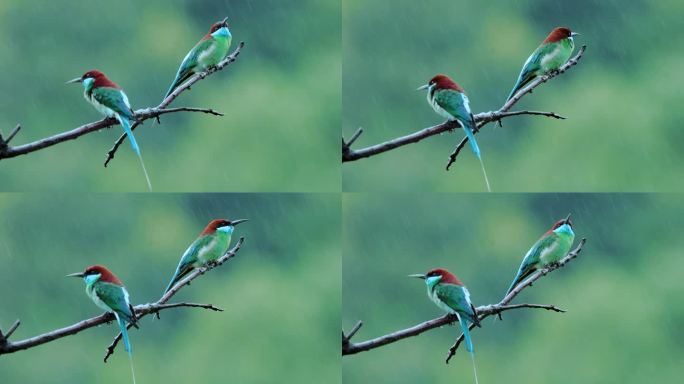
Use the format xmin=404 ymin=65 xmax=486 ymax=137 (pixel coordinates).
xmin=342 ymin=238 xmax=586 ymax=360
xmin=341 ymin=45 xmax=586 ymax=166
xmin=104 ymin=41 xmax=245 ymax=167
xmin=0 ymin=237 xmax=245 ymax=362
xmin=0 ymin=42 xmax=244 ymax=163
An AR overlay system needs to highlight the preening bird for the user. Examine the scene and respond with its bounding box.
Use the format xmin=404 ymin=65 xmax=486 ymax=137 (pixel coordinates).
xmin=163 ymin=218 xmax=247 ymax=294
xmin=163 ymin=18 xmax=233 ymax=101
xmin=506 ymin=27 xmax=579 ymax=102
xmin=418 ymin=74 xmax=491 ymax=192
xmin=505 ymin=213 xmax=575 ymax=297
xmin=67 ymin=70 xmax=152 ymax=191
xmin=67 ymin=265 xmax=138 ymax=384
xmin=410 ymin=268 xmax=481 ymax=384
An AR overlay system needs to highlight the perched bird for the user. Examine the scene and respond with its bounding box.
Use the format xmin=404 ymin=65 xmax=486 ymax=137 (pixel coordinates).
xmin=67 ymin=70 xmax=152 ymax=191
xmin=506 ymin=27 xmax=579 ymax=102
xmin=163 ymin=18 xmax=232 ymax=101
xmin=410 ymin=268 xmax=481 ymax=384
xmin=418 ymin=74 xmax=491 ymax=192
xmin=505 ymin=214 xmax=575 ymax=296
xmin=164 ymin=218 xmax=247 ymax=294
xmin=67 ymin=265 xmax=138 ymax=384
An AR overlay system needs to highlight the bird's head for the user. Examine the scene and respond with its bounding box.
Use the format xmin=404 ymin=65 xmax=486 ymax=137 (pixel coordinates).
xmin=67 ymin=264 xmax=122 ymax=285
xmin=409 ymin=268 xmax=463 ymax=288
xmin=66 ymin=69 xmax=106 ymax=87
xmin=549 ymin=213 xmax=574 ymax=235
xmin=209 ymin=17 xmax=231 ymax=38
xmin=417 ymin=74 xmax=464 ymax=93
xmin=544 ymin=27 xmax=580 ymax=43
xmin=201 ymin=218 xmax=248 ymax=235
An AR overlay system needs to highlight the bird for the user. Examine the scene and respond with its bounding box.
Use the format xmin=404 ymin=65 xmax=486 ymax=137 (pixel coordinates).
xmin=66 ymin=70 xmax=152 ymax=191
xmin=67 ymin=265 xmax=138 ymax=384
xmin=506 ymin=27 xmax=580 ymax=102
xmin=418 ymin=74 xmax=491 ymax=192
xmin=410 ymin=268 xmax=481 ymax=384
xmin=163 ymin=218 xmax=247 ymax=294
xmin=504 ymin=213 xmax=575 ymax=297
xmin=163 ymin=17 xmax=232 ymax=101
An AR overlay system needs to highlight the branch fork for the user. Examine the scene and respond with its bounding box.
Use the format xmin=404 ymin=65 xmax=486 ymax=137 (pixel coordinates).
xmin=342 ymin=238 xmax=587 ymax=362
xmin=0 ymin=237 xmax=245 ymax=363
xmin=342 ymin=45 xmax=587 ymax=168
xmin=0 ymin=42 xmax=245 ymax=164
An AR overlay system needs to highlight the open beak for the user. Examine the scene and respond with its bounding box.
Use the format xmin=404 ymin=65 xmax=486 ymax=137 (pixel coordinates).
xmin=66 ymin=272 xmax=84 ymax=278
xmin=229 ymin=219 xmax=248 ymax=226
xmin=65 ymin=77 xmax=82 ymax=84
xmin=416 ymin=84 xmax=429 ymax=91
xmin=563 ymin=213 xmax=572 ymax=224
xmin=408 ymin=273 xmax=426 ymax=279
xmin=570 ymin=32 xmax=580 ymax=37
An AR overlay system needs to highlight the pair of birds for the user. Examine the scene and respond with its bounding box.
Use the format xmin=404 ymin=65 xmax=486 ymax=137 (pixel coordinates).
xmin=67 ymin=217 xmax=246 ymax=384
xmin=409 ymin=214 xmax=575 ymax=384
xmin=66 ymin=18 xmax=234 ymax=191
xmin=417 ymin=27 xmax=580 ymax=192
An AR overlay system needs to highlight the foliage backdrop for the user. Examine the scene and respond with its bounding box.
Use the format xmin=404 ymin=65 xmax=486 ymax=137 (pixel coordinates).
xmin=0 ymin=0 xmax=340 ymax=192
xmin=343 ymin=0 xmax=684 ymax=192
xmin=343 ymin=193 xmax=683 ymax=383
xmin=0 ymin=193 xmax=340 ymax=383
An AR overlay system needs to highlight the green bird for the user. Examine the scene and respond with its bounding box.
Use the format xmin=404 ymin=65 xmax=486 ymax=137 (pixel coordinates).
xmin=163 ymin=218 xmax=247 ymax=294
xmin=163 ymin=18 xmax=232 ymax=100
xmin=506 ymin=27 xmax=579 ymax=102
xmin=410 ymin=268 xmax=481 ymax=384
xmin=67 ymin=265 xmax=138 ymax=384
xmin=505 ymin=214 xmax=575 ymax=296
xmin=418 ymin=74 xmax=491 ymax=192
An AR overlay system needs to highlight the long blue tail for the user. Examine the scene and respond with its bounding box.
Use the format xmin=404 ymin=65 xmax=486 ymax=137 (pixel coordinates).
xmin=459 ymin=315 xmax=474 ymax=353
xmin=115 ymin=313 xmax=132 ymax=356
xmin=115 ymin=313 xmax=137 ymax=384
xmin=462 ymin=121 xmax=481 ymax=160
xmin=462 ymin=120 xmax=491 ymax=192
xmin=116 ymin=116 xmax=152 ymax=191
xmin=459 ymin=315 xmax=479 ymax=384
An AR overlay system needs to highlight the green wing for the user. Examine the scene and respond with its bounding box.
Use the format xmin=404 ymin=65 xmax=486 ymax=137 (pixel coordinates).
xmin=92 ymin=87 xmax=135 ymax=120
xmin=435 ymin=284 xmax=477 ymax=323
xmin=517 ymin=43 xmax=558 ymax=87
xmin=434 ymin=89 xmax=474 ymax=128
xmin=513 ymin=234 xmax=558 ymax=284
xmin=94 ymin=281 xmax=133 ymax=320
xmin=179 ymin=39 xmax=214 ymax=79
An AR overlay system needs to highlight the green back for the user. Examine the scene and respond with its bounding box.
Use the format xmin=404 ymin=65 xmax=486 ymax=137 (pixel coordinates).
xmin=434 ymin=283 xmax=476 ymax=322
xmin=433 ymin=89 xmax=474 ymax=129
xmin=92 ymin=87 xmax=135 ymax=120
xmin=93 ymin=281 xmax=133 ymax=319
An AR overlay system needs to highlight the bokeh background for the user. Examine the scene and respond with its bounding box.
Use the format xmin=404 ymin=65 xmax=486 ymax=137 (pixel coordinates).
xmin=0 ymin=0 xmax=340 ymax=192
xmin=343 ymin=193 xmax=683 ymax=383
xmin=342 ymin=0 xmax=684 ymax=191
xmin=0 ymin=193 xmax=340 ymax=382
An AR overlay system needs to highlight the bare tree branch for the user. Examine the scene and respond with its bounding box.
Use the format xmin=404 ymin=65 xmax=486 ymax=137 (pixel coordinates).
xmin=104 ymin=41 xmax=245 ymax=167
xmin=0 ymin=42 xmax=244 ymax=163
xmin=342 ymin=45 xmax=586 ymax=165
xmin=342 ymin=238 xmax=587 ymax=359
xmin=0 ymin=237 xmax=245 ymax=362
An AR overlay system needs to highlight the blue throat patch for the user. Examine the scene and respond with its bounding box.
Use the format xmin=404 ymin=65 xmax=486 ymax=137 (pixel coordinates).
xmin=217 ymin=225 xmax=234 ymax=234
xmin=554 ymin=223 xmax=574 ymax=236
xmin=84 ymin=273 xmax=101 ymax=285
xmin=212 ymin=27 xmax=231 ymax=38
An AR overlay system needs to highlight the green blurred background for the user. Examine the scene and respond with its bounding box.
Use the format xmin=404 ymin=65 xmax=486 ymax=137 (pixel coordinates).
xmin=343 ymin=0 xmax=684 ymax=192
xmin=0 ymin=193 xmax=340 ymax=382
xmin=343 ymin=193 xmax=683 ymax=383
xmin=0 ymin=0 xmax=340 ymax=192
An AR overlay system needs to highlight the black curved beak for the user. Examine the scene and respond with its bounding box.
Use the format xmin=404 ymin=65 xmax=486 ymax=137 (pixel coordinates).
xmin=229 ymin=219 xmax=248 ymax=226
xmin=66 ymin=272 xmax=85 ymax=278
xmin=221 ymin=17 xmax=229 ymax=27
xmin=408 ymin=273 xmax=426 ymax=279
xmin=66 ymin=77 xmax=82 ymax=84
